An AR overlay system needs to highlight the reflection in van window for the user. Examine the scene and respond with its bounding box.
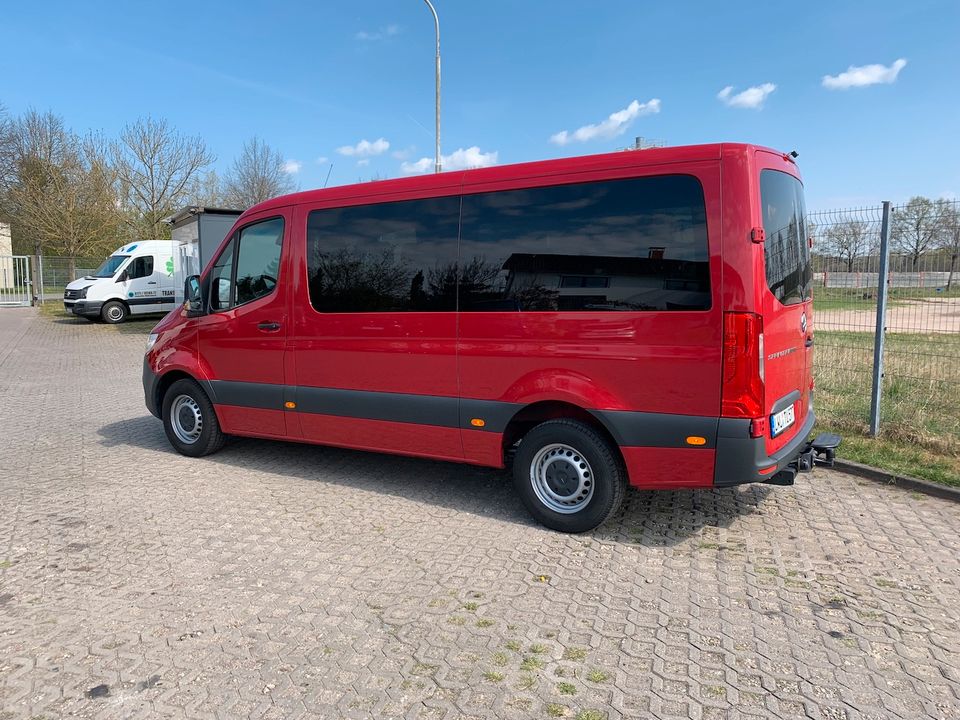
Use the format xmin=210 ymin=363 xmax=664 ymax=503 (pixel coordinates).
xmin=458 ymin=175 xmax=710 ymax=311
xmin=307 ymin=196 xmax=461 ymax=313
xmin=761 ymin=170 xmax=812 ymax=305
xmin=94 ymin=255 xmax=129 ymax=278
xmin=235 ymin=218 xmax=284 ymax=305
xmin=127 ymin=255 xmax=154 ymax=280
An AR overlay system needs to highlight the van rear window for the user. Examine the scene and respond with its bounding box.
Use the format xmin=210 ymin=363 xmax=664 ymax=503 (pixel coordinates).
xmin=761 ymin=170 xmax=812 ymax=305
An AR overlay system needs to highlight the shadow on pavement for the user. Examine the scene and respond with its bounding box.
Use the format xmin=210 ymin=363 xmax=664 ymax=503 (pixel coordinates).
xmin=99 ymin=414 xmax=775 ymax=546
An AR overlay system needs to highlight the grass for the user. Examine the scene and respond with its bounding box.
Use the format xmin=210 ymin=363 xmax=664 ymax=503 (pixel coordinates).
xmin=816 ymin=330 xmax=960 ymax=455
xmin=830 ymin=433 xmax=960 ymax=487
xmin=815 ymin=327 xmax=960 ymax=485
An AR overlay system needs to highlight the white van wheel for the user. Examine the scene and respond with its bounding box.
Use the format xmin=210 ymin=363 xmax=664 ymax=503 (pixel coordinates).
xmin=101 ymin=300 xmax=128 ymax=324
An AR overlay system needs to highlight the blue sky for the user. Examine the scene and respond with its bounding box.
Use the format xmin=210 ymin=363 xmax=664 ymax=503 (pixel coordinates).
xmin=2 ymin=0 xmax=958 ymax=210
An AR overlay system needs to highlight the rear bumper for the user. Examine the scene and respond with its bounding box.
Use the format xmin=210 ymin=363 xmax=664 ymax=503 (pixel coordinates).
xmin=714 ymin=404 xmax=816 ymax=487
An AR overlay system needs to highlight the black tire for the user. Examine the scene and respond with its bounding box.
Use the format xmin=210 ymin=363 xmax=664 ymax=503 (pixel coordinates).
xmin=100 ymin=300 xmax=129 ymax=324
xmin=512 ymin=419 xmax=627 ymax=533
xmin=161 ymin=378 xmax=226 ymax=457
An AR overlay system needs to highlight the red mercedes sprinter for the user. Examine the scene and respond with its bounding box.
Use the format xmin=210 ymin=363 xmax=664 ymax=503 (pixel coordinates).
xmin=144 ymin=143 xmax=837 ymax=532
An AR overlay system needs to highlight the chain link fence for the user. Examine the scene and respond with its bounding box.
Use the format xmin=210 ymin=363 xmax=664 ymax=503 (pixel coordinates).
xmin=810 ymin=199 xmax=960 ymax=454
xmin=35 ymin=256 xmax=102 ymax=300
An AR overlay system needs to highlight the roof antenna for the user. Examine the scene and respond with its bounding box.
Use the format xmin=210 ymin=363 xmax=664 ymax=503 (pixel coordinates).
xmin=322 ymin=163 xmax=334 ymax=188
xmin=789 ymin=150 xmax=799 ymax=158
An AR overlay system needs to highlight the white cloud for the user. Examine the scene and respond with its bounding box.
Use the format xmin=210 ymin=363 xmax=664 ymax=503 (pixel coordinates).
xmin=401 ymin=146 xmax=499 ymax=174
xmin=356 ymin=24 xmax=400 ymax=41
xmin=717 ymin=83 xmax=776 ymax=109
xmin=282 ymin=159 xmax=302 ymax=174
xmin=337 ymin=138 xmax=390 ymax=157
xmin=357 ymin=159 xmax=370 ymax=167
xmin=315 ymin=155 xmax=329 ymax=164
xmin=549 ymin=99 xmax=660 ymax=146
xmin=822 ymin=58 xmax=907 ymax=90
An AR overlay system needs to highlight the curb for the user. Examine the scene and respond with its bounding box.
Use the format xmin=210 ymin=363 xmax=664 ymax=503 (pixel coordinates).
xmin=831 ymin=459 xmax=960 ymax=503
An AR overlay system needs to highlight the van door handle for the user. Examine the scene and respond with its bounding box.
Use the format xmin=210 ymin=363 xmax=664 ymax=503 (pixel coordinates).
xmin=258 ymin=321 xmax=282 ymax=332
xmin=148 ymin=281 xmax=157 ymax=285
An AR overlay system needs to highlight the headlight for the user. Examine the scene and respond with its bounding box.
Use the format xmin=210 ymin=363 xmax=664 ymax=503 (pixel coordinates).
xmin=145 ymin=333 xmax=159 ymax=353
xmin=79 ymin=286 xmax=88 ymax=299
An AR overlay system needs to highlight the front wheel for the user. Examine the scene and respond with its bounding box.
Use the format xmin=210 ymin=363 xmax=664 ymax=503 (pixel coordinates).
xmin=512 ymin=420 xmax=627 ymax=533
xmin=100 ymin=300 xmax=128 ymax=324
xmin=161 ymin=378 xmax=226 ymax=457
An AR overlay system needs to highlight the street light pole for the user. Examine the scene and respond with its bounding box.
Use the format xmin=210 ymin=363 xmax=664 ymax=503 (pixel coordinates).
xmin=422 ymin=0 xmax=441 ymax=173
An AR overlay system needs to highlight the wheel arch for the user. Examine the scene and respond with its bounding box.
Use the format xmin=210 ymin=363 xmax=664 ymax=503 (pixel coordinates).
xmin=501 ymin=400 xmax=623 ymax=465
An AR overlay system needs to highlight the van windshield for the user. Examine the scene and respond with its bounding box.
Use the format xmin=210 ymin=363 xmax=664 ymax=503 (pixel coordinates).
xmin=93 ymin=255 xmax=129 ymax=278
xmin=761 ymin=170 xmax=812 ymax=306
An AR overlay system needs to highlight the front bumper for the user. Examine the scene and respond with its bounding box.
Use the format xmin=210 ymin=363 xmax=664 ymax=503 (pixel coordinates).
xmin=67 ymin=300 xmax=104 ymax=318
xmin=143 ymin=357 xmax=161 ymax=418
xmin=714 ymin=406 xmax=817 ymax=487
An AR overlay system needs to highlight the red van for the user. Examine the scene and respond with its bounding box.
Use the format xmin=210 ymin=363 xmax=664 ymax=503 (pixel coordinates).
xmin=144 ymin=143 xmax=837 ymax=532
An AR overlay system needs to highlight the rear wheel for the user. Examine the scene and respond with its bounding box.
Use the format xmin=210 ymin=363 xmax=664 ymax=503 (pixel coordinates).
xmin=100 ymin=300 xmax=128 ymax=324
xmin=161 ymin=378 xmax=226 ymax=457
xmin=512 ymin=420 xmax=627 ymax=533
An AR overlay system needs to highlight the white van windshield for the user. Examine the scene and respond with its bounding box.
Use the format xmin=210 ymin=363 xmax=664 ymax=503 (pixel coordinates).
xmin=93 ymin=255 xmax=129 ymax=278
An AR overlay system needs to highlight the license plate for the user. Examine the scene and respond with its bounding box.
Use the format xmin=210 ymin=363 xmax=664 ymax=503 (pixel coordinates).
xmin=770 ymin=404 xmax=796 ymax=437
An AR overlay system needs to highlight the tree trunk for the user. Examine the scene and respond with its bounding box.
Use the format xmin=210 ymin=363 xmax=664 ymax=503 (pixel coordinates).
xmin=948 ymin=253 xmax=957 ymax=291
xmin=68 ymin=256 xmax=76 ymax=281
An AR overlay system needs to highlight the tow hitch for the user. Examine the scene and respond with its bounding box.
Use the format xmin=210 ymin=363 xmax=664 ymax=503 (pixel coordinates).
xmin=764 ymin=432 xmax=841 ymax=486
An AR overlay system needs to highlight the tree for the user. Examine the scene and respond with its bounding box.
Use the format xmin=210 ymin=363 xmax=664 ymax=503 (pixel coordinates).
xmin=822 ymin=218 xmax=872 ymax=272
xmin=939 ymin=200 xmax=960 ymax=289
xmin=893 ymin=196 xmax=944 ymax=270
xmin=191 ymin=169 xmax=228 ymax=208
xmin=0 ymin=103 xmax=17 ymax=219
xmin=7 ymin=111 xmax=122 ymax=271
xmin=222 ymin=137 xmax=295 ymax=209
xmin=113 ymin=117 xmax=214 ymax=240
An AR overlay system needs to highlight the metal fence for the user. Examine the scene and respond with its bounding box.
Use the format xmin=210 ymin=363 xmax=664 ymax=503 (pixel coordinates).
xmin=35 ymin=256 xmax=102 ymax=300
xmin=810 ymin=199 xmax=960 ymax=454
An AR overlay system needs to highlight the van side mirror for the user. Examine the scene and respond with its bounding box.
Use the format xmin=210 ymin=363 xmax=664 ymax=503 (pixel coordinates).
xmin=184 ymin=275 xmax=203 ymax=316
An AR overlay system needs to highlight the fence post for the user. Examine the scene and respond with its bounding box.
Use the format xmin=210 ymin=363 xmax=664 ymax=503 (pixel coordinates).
xmin=30 ymin=254 xmax=41 ymax=306
xmin=869 ymin=201 xmax=892 ymax=437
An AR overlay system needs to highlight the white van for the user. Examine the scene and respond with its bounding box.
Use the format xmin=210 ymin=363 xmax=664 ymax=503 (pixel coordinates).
xmin=63 ymin=240 xmax=178 ymax=323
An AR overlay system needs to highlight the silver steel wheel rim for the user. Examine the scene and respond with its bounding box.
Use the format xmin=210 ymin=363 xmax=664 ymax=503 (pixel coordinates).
xmin=170 ymin=394 xmax=203 ymax=444
xmin=530 ymin=443 xmax=595 ymax=514
xmin=106 ymin=305 xmax=124 ymax=321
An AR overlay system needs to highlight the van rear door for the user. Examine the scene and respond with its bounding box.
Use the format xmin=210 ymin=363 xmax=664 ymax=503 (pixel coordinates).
xmin=757 ymin=160 xmax=813 ymax=456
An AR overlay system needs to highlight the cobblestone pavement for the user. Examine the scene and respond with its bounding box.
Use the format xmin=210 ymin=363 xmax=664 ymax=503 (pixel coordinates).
xmin=1 ymin=308 xmax=959 ymax=720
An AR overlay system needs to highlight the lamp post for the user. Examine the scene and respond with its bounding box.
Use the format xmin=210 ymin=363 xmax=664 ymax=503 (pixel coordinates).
xmin=422 ymin=0 xmax=441 ymax=173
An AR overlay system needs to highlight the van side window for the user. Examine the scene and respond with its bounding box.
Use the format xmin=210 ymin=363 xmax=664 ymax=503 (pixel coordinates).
xmin=306 ymin=196 xmax=460 ymax=312
xmin=208 ymin=217 xmax=284 ymax=311
xmin=127 ymin=256 xmax=154 ymax=280
xmin=209 ymin=239 xmax=235 ymax=311
xmin=458 ymin=175 xmax=711 ymax=311
xmin=235 ymin=218 xmax=284 ymax=305
xmin=760 ymin=170 xmax=812 ymax=305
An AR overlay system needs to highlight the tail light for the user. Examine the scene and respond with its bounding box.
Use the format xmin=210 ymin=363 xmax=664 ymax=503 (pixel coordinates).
xmin=721 ymin=312 xmax=765 ymax=424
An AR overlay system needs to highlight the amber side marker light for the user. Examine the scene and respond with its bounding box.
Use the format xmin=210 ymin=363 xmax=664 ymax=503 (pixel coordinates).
xmin=470 ymin=418 xmax=486 ymax=427
xmin=284 ymin=401 xmax=297 ymax=409
xmin=685 ymin=436 xmax=707 ymax=446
